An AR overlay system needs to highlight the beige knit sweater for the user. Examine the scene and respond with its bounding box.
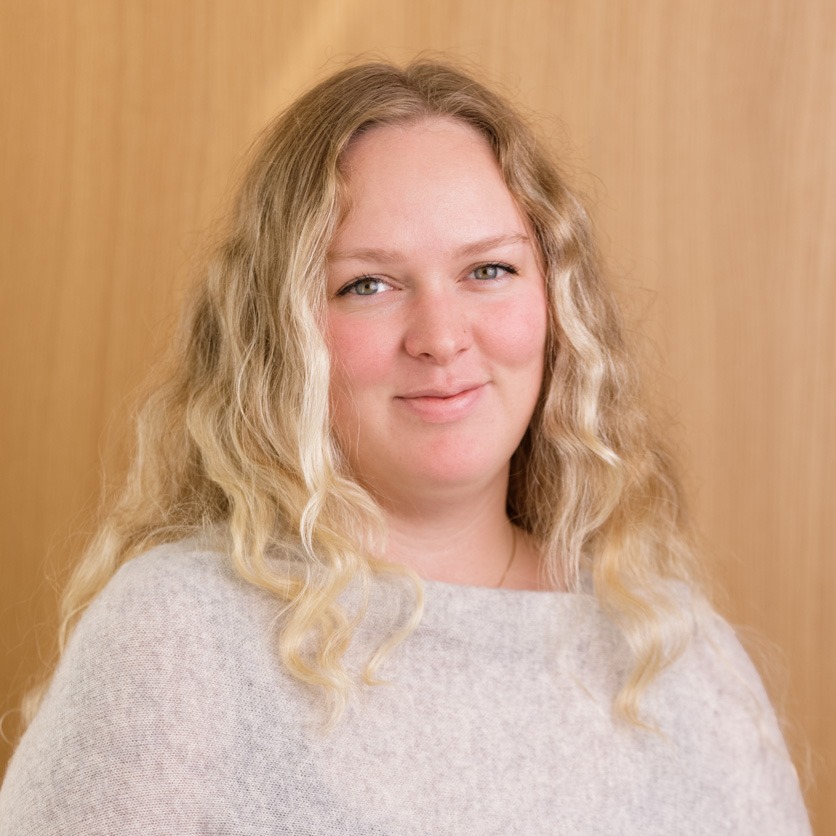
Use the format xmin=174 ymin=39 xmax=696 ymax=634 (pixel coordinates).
xmin=0 ymin=542 xmax=811 ymax=834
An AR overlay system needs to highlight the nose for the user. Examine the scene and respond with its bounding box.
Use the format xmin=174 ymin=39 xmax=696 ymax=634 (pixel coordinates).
xmin=403 ymin=289 xmax=471 ymax=364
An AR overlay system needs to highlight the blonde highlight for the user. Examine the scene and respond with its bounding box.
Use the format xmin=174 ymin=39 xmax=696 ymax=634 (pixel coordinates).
xmin=28 ymin=59 xmax=700 ymax=729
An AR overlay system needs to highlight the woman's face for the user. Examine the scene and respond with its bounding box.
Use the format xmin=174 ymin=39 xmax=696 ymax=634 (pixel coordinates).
xmin=325 ymin=117 xmax=548 ymax=506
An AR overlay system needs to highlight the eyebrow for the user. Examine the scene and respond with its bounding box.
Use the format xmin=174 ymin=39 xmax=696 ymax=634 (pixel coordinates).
xmin=328 ymin=233 xmax=530 ymax=263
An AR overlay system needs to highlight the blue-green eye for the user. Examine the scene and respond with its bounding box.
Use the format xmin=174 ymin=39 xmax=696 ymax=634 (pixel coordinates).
xmin=472 ymin=262 xmax=517 ymax=281
xmin=338 ymin=276 xmax=389 ymax=296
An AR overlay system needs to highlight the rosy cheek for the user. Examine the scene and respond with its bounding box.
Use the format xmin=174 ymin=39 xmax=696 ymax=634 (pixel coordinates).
xmin=489 ymin=293 xmax=548 ymax=365
xmin=326 ymin=314 xmax=390 ymax=390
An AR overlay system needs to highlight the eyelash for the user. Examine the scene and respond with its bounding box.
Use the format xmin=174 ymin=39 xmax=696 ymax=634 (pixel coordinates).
xmin=336 ymin=275 xmax=386 ymax=297
xmin=472 ymin=262 xmax=518 ymax=281
xmin=336 ymin=262 xmax=519 ymax=297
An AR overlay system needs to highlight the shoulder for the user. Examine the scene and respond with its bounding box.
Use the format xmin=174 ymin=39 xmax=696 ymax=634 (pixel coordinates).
xmin=97 ymin=538 xmax=246 ymax=611
xmin=643 ymin=594 xmax=810 ymax=833
xmin=0 ymin=541 xmax=294 ymax=835
xmin=49 ymin=542 xmax=253 ymax=674
xmin=667 ymin=595 xmax=784 ymax=731
xmin=79 ymin=538 xmax=279 ymax=647
xmin=59 ymin=538 xmax=290 ymax=713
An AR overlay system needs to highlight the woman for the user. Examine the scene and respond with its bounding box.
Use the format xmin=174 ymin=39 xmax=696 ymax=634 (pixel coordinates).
xmin=0 ymin=60 xmax=810 ymax=834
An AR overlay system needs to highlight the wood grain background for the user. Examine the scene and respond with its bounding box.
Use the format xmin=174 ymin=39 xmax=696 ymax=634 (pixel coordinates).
xmin=1 ymin=1 xmax=833 ymax=829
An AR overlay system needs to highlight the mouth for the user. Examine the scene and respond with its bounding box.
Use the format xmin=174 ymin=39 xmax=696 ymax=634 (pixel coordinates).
xmin=395 ymin=383 xmax=487 ymax=423
xmin=398 ymin=382 xmax=486 ymax=399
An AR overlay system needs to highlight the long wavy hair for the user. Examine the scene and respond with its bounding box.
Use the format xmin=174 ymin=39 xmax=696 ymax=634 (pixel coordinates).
xmin=27 ymin=58 xmax=699 ymax=728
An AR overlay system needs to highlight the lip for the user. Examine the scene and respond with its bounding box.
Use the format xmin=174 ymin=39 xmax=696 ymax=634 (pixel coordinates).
xmin=396 ymin=382 xmax=487 ymax=423
xmin=398 ymin=382 xmax=484 ymax=398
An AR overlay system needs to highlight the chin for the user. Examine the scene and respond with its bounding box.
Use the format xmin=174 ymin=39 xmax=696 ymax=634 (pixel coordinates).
xmin=387 ymin=446 xmax=512 ymax=495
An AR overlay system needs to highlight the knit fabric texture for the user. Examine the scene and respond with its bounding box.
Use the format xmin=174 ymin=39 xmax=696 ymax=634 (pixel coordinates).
xmin=0 ymin=541 xmax=811 ymax=835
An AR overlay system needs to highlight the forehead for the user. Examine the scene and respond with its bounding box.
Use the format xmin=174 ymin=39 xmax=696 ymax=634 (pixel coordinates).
xmin=342 ymin=115 xmax=494 ymax=168
xmin=333 ymin=117 xmax=528 ymax=252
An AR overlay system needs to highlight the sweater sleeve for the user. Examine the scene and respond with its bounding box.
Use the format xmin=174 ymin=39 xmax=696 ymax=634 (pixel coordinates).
xmin=0 ymin=550 xmax=243 ymax=836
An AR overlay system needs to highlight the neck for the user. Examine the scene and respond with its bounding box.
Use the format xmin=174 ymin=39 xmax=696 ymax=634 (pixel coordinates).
xmin=380 ymin=487 xmax=542 ymax=589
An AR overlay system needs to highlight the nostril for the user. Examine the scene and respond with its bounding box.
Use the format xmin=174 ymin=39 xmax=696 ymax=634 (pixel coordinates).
xmin=404 ymin=316 xmax=471 ymax=363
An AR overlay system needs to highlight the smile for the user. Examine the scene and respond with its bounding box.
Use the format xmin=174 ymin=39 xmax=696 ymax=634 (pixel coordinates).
xmin=396 ymin=383 xmax=487 ymax=423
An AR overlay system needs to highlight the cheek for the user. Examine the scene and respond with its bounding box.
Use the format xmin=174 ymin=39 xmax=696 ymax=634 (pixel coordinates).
xmin=489 ymin=291 xmax=549 ymax=371
xmin=326 ymin=314 xmax=393 ymax=404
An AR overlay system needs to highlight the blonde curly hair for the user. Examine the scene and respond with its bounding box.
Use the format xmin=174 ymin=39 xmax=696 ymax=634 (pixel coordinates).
xmin=28 ymin=58 xmax=699 ymax=728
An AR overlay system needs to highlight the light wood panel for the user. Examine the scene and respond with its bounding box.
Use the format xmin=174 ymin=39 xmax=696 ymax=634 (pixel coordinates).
xmin=1 ymin=1 xmax=833 ymax=829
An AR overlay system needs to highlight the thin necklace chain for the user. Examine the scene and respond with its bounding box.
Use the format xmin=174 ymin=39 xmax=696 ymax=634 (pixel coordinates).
xmin=496 ymin=525 xmax=517 ymax=589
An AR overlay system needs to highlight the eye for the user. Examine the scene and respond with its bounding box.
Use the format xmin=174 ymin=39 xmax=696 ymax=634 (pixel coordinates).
xmin=336 ymin=276 xmax=392 ymax=297
xmin=471 ymin=262 xmax=518 ymax=281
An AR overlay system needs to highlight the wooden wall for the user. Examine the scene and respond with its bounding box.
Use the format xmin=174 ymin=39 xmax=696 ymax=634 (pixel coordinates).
xmin=1 ymin=1 xmax=833 ymax=829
